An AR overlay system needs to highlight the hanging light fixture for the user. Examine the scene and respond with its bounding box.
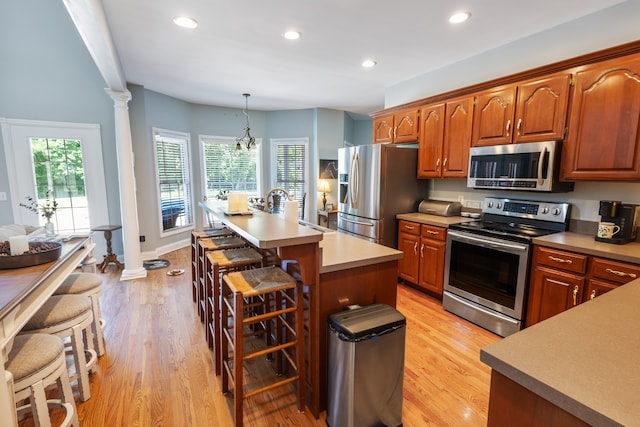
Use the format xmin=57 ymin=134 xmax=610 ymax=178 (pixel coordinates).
xmin=236 ymin=93 xmax=256 ymax=150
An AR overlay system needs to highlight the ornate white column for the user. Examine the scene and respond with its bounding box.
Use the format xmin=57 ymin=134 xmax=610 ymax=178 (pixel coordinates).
xmin=106 ymin=89 xmax=147 ymax=280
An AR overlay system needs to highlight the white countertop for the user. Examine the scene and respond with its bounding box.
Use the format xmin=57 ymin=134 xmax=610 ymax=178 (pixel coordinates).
xmin=533 ymin=231 xmax=640 ymax=264
xmin=319 ymin=231 xmax=403 ymax=274
xmin=396 ymin=212 xmax=474 ymax=228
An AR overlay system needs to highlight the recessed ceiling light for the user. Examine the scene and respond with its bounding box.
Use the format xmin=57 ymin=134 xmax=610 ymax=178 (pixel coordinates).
xmin=173 ymin=16 xmax=198 ymax=29
xmin=284 ymin=31 xmax=301 ymax=40
xmin=449 ymin=11 xmax=471 ymax=24
xmin=362 ymin=59 xmax=377 ymax=68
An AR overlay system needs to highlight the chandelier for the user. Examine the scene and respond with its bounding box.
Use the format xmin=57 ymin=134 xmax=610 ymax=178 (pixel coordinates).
xmin=236 ymin=93 xmax=256 ymax=150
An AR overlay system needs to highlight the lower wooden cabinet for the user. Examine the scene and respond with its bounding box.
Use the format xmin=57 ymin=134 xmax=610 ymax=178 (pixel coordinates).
xmin=398 ymin=220 xmax=447 ymax=296
xmin=527 ymin=245 xmax=640 ymax=327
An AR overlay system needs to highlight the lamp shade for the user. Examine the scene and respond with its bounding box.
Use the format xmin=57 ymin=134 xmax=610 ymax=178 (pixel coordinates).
xmin=318 ymin=180 xmax=331 ymax=193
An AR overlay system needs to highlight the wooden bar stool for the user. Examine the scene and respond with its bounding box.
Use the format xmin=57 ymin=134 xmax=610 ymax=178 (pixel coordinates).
xmin=20 ymin=295 xmax=97 ymax=402
xmin=191 ymin=228 xmax=235 ymax=303
xmin=197 ymin=236 xmax=247 ymax=320
xmin=54 ymin=272 xmax=106 ymax=357
xmin=205 ymin=247 xmax=263 ymax=369
xmin=220 ymin=266 xmax=305 ymax=427
xmin=7 ymin=333 xmax=79 ymax=427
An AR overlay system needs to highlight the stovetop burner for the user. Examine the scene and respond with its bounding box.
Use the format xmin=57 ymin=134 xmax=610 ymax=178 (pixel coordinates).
xmin=450 ymin=197 xmax=571 ymax=243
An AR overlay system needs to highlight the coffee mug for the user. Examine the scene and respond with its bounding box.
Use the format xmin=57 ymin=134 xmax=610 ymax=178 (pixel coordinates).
xmin=597 ymin=222 xmax=621 ymax=239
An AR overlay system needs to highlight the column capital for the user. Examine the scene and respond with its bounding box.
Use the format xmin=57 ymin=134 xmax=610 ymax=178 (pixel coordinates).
xmin=105 ymin=88 xmax=132 ymax=105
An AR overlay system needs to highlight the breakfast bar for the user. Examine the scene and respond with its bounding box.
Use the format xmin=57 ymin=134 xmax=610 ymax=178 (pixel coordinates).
xmin=199 ymin=202 xmax=403 ymax=417
xmin=0 ymin=235 xmax=95 ymax=427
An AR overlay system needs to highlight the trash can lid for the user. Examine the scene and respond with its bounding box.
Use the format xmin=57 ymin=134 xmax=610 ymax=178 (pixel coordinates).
xmin=328 ymin=303 xmax=406 ymax=342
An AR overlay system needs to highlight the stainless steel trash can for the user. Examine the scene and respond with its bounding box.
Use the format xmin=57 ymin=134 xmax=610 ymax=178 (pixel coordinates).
xmin=327 ymin=303 xmax=406 ymax=427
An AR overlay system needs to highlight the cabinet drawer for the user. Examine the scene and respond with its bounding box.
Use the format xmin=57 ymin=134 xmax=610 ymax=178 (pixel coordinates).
xmin=421 ymin=225 xmax=446 ymax=241
xmin=398 ymin=220 xmax=420 ymax=235
xmin=535 ymin=246 xmax=587 ymax=274
xmin=590 ymin=258 xmax=640 ymax=284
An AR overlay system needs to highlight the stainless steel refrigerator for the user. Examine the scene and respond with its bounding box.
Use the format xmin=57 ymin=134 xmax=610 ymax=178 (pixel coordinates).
xmin=338 ymin=144 xmax=429 ymax=248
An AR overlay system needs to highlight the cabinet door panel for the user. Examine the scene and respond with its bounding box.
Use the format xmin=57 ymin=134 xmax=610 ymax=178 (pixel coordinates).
xmin=514 ymin=74 xmax=571 ymax=143
xmin=527 ymin=266 xmax=584 ymax=326
xmin=418 ymin=238 xmax=446 ymax=295
xmin=398 ymin=231 xmax=420 ymax=284
xmin=584 ymin=278 xmax=619 ymax=302
xmin=472 ymin=86 xmax=516 ymax=146
xmin=418 ymin=104 xmax=445 ymax=178
xmin=563 ymin=54 xmax=640 ymax=180
xmin=373 ymin=114 xmax=394 ymax=144
xmin=443 ymin=97 xmax=474 ymax=177
xmin=394 ymin=110 xmax=419 ymax=143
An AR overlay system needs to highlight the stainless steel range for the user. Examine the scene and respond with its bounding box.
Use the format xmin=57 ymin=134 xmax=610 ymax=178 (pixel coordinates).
xmin=443 ymin=197 xmax=571 ymax=337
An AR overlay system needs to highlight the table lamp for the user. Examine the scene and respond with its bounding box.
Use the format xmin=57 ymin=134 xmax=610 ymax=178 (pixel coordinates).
xmin=318 ymin=180 xmax=331 ymax=210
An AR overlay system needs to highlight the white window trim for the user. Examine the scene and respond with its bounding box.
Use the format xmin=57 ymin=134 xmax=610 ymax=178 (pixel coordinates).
xmin=152 ymin=127 xmax=195 ymax=237
xmin=1 ymin=117 xmax=109 ymax=231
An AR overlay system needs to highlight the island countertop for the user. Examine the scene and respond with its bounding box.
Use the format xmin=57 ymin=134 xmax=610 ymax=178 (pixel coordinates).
xmin=480 ymin=278 xmax=640 ymax=426
xmin=200 ymin=202 xmax=403 ymax=273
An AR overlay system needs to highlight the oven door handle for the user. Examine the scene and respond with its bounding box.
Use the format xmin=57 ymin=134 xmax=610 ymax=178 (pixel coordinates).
xmin=449 ymin=231 xmax=528 ymax=252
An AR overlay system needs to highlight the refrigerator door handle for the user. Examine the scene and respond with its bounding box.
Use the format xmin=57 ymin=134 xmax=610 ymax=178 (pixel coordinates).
xmin=341 ymin=217 xmax=375 ymax=227
xmin=349 ymin=152 xmax=359 ymax=209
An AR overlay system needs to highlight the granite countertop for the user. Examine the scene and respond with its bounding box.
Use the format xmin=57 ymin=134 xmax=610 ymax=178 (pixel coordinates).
xmin=396 ymin=212 xmax=474 ymax=228
xmin=480 ymin=278 xmax=640 ymax=426
xmin=533 ymin=232 xmax=640 ymax=265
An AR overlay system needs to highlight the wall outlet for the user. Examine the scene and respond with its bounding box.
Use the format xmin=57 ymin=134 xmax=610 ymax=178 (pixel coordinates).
xmin=0 ymin=192 xmax=6 ymax=201
xmin=139 ymin=235 xmax=145 ymax=242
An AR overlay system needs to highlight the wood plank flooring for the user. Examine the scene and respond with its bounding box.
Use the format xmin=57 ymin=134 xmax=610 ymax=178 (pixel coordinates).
xmin=23 ymin=246 xmax=500 ymax=426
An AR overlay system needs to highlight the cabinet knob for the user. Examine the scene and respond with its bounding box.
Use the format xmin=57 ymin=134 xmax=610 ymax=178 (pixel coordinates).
xmin=420 ymin=243 xmax=424 ymax=257
xmin=516 ymin=118 xmax=522 ymax=136
xmin=605 ymin=268 xmax=636 ymax=279
xmin=572 ymin=285 xmax=579 ymax=306
xmin=413 ymin=242 xmax=418 ymax=255
xmin=506 ymin=119 xmax=511 ymax=137
xmin=548 ymin=255 xmax=572 ymax=264
xmin=590 ymin=290 xmax=597 ymax=300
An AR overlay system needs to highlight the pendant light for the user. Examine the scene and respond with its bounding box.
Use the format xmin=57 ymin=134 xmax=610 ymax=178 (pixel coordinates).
xmin=236 ymin=93 xmax=256 ymax=150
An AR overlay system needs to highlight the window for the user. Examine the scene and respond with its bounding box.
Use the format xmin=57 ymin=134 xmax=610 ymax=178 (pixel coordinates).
xmin=271 ymin=138 xmax=309 ymax=219
xmin=200 ymin=135 xmax=261 ymax=202
xmin=1 ymin=118 xmax=108 ymax=238
xmin=153 ymin=128 xmax=193 ymax=234
xmin=30 ymin=137 xmax=89 ymax=232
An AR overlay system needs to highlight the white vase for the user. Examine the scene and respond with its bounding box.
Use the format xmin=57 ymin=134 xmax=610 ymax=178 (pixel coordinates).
xmin=45 ymin=220 xmax=55 ymax=236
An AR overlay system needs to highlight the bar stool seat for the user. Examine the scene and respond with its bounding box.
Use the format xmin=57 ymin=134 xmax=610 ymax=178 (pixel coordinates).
xmin=20 ymin=295 xmax=97 ymax=402
xmin=220 ymin=266 xmax=305 ymax=427
xmin=197 ymin=236 xmax=248 ymax=320
xmin=54 ymin=272 xmax=106 ymax=357
xmin=205 ymin=247 xmax=264 ymax=371
xmin=192 ymin=228 xmax=235 ymax=304
xmin=7 ymin=333 xmax=79 ymax=427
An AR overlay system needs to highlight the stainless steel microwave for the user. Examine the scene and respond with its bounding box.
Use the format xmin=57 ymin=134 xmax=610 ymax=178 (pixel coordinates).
xmin=467 ymin=140 xmax=574 ymax=192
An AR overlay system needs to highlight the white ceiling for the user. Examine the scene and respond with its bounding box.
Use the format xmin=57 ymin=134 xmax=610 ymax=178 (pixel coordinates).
xmin=99 ymin=0 xmax=624 ymax=116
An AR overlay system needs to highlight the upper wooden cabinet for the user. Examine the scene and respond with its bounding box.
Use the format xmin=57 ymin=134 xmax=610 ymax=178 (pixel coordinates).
xmin=373 ymin=109 xmax=419 ymax=144
xmin=562 ymin=53 xmax=640 ymax=180
xmin=472 ymin=73 xmax=571 ymax=146
xmin=418 ymin=97 xmax=473 ymax=178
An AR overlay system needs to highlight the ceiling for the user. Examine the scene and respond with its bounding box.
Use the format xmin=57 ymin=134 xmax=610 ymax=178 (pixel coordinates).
xmin=98 ymin=0 xmax=624 ymax=117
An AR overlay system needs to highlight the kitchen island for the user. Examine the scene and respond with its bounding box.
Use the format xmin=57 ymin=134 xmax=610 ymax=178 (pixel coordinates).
xmin=480 ymin=277 xmax=640 ymax=426
xmin=199 ymin=202 xmax=403 ymax=417
xmin=0 ymin=235 xmax=95 ymax=427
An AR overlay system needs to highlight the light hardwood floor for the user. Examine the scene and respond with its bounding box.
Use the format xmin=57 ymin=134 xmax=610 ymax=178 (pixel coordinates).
xmin=24 ymin=246 xmax=500 ymax=426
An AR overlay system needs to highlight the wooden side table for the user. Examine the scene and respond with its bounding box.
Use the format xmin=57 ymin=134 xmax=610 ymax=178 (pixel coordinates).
xmin=317 ymin=209 xmax=338 ymax=230
xmin=92 ymin=225 xmax=124 ymax=273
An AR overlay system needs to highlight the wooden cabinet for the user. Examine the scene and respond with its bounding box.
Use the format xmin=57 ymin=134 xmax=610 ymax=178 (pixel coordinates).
xmin=562 ymin=53 xmax=640 ymax=180
xmin=373 ymin=109 xmax=419 ymax=144
xmin=397 ymin=220 xmax=420 ymax=284
xmin=418 ymin=97 xmax=473 ymax=178
xmin=397 ymin=220 xmax=447 ymax=296
xmin=527 ymin=245 xmax=640 ymax=327
xmin=472 ymin=73 xmax=571 ymax=146
xmin=418 ymin=225 xmax=447 ymax=295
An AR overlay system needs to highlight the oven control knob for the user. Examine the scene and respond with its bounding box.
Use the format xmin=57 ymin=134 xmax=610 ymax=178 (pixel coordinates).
xmin=552 ymin=208 xmax=561 ymax=215
xmin=542 ymin=207 xmax=549 ymax=214
xmin=487 ymin=201 xmax=494 ymax=208
xmin=496 ymin=203 xmax=502 ymax=209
